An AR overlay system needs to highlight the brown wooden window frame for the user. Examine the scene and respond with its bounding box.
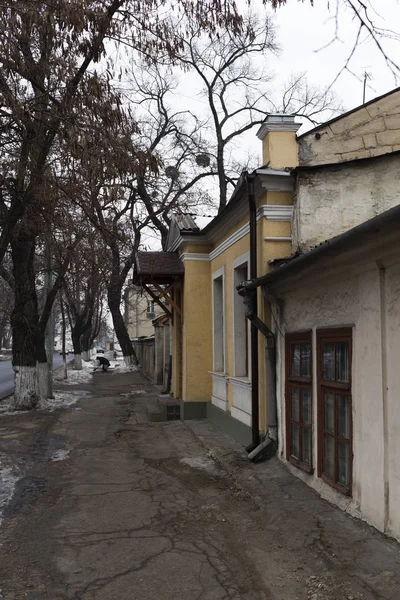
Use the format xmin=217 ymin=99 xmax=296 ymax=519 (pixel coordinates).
xmin=285 ymin=331 xmax=313 ymax=474
xmin=317 ymin=328 xmax=353 ymax=496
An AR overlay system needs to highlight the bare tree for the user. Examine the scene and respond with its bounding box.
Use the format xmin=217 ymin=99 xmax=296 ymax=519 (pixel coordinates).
xmin=127 ymin=65 xmax=218 ymax=247
xmin=63 ymin=238 xmax=105 ymax=371
xmin=177 ymin=12 xmax=342 ymax=211
xmin=0 ymin=0 xmax=251 ymax=407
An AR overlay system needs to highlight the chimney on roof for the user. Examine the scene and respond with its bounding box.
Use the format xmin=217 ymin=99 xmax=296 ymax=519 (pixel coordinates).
xmin=256 ymin=114 xmax=301 ymax=170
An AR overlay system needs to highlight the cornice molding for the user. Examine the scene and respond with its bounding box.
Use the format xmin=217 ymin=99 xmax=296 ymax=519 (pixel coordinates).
xmin=257 ymin=205 xmax=293 ymax=221
xmin=257 ymin=122 xmax=301 ymax=139
xmin=180 ymin=253 xmax=210 ymax=262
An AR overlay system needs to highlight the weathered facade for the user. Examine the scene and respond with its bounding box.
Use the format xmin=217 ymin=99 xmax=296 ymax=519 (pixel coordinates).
xmin=294 ymin=89 xmax=400 ymax=250
xmin=135 ymin=87 xmax=400 ymax=541
xmin=256 ymin=88 xmax=400 ymax=541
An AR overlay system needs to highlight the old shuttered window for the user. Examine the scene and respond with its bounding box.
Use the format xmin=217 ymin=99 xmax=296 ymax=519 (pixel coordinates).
xmin=317 ymin=328 xmax=352 ymax=495
xmin=285 ymin=332 xmax=313 ymax=473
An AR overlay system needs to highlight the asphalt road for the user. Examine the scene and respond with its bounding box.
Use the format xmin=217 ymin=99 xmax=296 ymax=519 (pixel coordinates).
xmin=0 ymin=353 xmax=67 ymax=399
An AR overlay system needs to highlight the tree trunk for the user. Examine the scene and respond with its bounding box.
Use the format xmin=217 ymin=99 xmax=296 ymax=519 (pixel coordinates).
xmin=11 ymin=226 xmax=39 ymax=410
xmin=60 ymin=297 xmax=68 ymax=379
xmin=108 ymin=284 xmax=137 ymax=366
xmin=81 ymin=330 xmax=91 ymax=362
xmin=72 ymin=329 xmax=83 ymax=370
xmin=36 ymin=331 xmax=50 ymax=406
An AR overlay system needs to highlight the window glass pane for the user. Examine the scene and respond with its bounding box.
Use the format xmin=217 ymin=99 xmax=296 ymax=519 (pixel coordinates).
xmin=302 ymin=389 xmax=312 ymax=425
xmin=324 ymin=391 xmax=335 ymax=433
xmin=291 ymin=423 xmax=299 ymax=459
xmin=323 ymin=342 xmax=335 ymax=381
xmin=291 ymin=388 xmax=300 ymax=421
xmin=302 ymin=428 xmax=312 ymax=465
xmin=338 ymin=395 xmax=350 ymax=439
xmin=324 ymin=434 xmax=335 ymax=478
xmin=336 ymin=342 xmax=349 ymax=382
xmin=301 ymin=344 xmax=311 ymax=377
xmin=291 ymin=344 xmax=301 ymax=377
xmin=338 ymin=442 xmax=350 ymax=487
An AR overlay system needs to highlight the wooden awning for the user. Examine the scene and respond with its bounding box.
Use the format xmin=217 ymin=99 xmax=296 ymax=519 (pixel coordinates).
xmin=134 ymin=251 xmax=184 ymax=285
xmin=132 ymin=251 xmax=184 ymax=319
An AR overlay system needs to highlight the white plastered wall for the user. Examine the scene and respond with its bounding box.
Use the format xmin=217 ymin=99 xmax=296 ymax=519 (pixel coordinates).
xmin=293 ymin=155 xmax=400 ymax=252
xmin=275 ymin=262 xmax=390 ymax=536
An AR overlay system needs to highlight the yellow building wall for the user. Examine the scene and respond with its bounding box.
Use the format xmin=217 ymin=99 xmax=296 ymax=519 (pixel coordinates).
xmin=207 ymin=188 xmax=292 ymax=434
xmin=181 ymin=258 xmax=212 ymax=402
xmin=171 ymin=285 xmax=183 ymax=400
xmin=173 ymin=127 xmax=297 ymax=435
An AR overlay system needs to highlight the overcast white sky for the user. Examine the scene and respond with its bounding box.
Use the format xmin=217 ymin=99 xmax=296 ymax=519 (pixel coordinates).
xmin=243 ymin=0 xmax=400 ymax=157
xmin=275 ymin=0 xmax=400 ymax=106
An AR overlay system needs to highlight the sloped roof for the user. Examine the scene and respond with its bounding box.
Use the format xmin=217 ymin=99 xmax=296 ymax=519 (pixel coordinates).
xmin=174 ymin=214 xmax=199 ymax=232
xmin=135 ymin=251 xmax=184 ymax=280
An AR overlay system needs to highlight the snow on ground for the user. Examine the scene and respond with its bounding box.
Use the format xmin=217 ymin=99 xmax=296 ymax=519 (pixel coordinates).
xmin=54 ymin=359 xmax=94 ymax=385
xmin=120 ymin=389 xmax=147 ymax=397
xmin=49 ymin=448 xmax=70 ymax=462
xmin=40 ymin=390 xmax=92 ymax=412
xmin=117 ymin=363 xmax=139 ymax=373
xmin=0 ymin=454 xmax=18 ymax=524
xmin=0 ymin=397 xmax=29 ymax=416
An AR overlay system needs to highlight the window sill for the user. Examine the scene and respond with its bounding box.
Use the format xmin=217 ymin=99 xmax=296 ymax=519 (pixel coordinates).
xmin=228 ymin=377 xmax=251 ymax=389
xmin=320 ymin=473 xmax=351 ymax=496
xmin=288 ymin=456 xmax=314 ymax=475
xmin=229 ymin=376 xmax=251 ymax=385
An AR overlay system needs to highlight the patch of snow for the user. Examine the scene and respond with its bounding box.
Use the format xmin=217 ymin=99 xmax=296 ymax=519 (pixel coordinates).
xmin=40 ymin=390 xmax=91 ymax=412
xmin=0 ymin=397 xmax=29 ymax=415
xmin=50 ymin=448 xmax=70 ymax=462
xmin=54 ymin=361 xmax=94 ymax=384
xmin=117 ymin=363 xmax=139 ymax=373
xmin=120 ymin=389 xmax=147 ymax=398
xmin=180 ymin=456 xmax=220 ymax=475
xmin=0 ymin=454 xmax=18 ymax=524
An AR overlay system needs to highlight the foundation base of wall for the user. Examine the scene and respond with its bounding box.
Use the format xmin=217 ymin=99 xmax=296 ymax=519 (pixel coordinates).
xmin=148 ymin=396 xmax=181 ymax=422
xmin=180 ymin=401 xmax=208 ymax=420
xmin=206 ymin=403 xmax=252 ymax=447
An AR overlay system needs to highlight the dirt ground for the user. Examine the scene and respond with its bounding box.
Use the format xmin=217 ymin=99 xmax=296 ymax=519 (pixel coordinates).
xmin=0 ymin=370 xmax=399 ymax=599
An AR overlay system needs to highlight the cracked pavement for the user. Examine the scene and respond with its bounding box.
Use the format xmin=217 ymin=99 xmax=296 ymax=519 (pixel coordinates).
xmin=0 ymin=371 xmax=400 ymax=599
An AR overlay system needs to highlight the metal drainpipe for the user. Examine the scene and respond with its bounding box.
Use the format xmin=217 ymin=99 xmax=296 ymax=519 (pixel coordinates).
xmin=247 ymin=172 xmax=260 ymax=451
xmin=239 ymin=288 xmax=278 ymax=461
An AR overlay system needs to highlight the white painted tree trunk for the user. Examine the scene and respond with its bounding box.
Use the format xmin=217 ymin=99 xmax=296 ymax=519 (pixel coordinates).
xmin=124 ymin=354 xmax=136 ymax=368
xmin=82 ymin=350 xmax=90 ymax=362
xmin=36 ymin=362 xmax=49 ymax=404
xmin=13 ymin=366 xmax=39 ymax=410
xmin=74 ymin=353 xmax=83 ymax=370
